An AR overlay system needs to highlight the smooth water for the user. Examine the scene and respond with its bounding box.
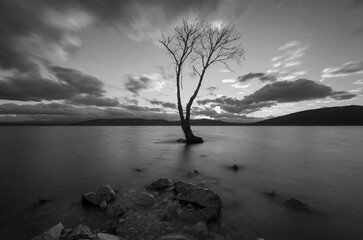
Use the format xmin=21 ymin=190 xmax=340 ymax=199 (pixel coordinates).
xmin=0 ymin=126 xmax=362 ymax=240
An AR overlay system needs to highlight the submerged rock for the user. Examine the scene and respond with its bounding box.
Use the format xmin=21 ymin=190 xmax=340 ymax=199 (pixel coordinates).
xmin=147 ymin=178 xmax=173 ymax=190
xmin=69 ymin=224 xmax=92 ymax=239
xmin=31 ymin=222 xmax=64 ymax=240
xmin=193 ymin=222 xmax=208 ymax=234
xmin=134 ymin=192 xmax=156 ymax=208
xmin=284 ymin=198 xmax=312 ymax=213
xmin=106 ymin=204 xmax=125 ymax=218
xmin=96 ymin=233 xmax=123 ymax=240
xmin=173 ymin=181 xmax=222 ymax=223
xmin=83 ymin=184 xmax=116 ymax=206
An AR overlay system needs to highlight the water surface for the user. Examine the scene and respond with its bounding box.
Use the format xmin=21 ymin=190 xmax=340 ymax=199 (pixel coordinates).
xmin=0 ymin=126 xmax=362 ymax=239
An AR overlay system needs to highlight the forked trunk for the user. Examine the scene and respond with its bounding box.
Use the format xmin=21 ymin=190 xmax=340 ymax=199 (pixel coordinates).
xmin=181 ymin=119 xmax=203 ymax=144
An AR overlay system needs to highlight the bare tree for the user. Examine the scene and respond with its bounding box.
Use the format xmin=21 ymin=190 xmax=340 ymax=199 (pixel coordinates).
xmin=160 ymin=19 xmax=244 ymax=144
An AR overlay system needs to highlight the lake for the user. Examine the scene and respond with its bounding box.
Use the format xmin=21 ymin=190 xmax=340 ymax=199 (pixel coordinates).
xmin=0 ymin=126 xmax=362 ymax=240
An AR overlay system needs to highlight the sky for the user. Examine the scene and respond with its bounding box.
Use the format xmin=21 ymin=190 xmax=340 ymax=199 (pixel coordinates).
xmin=0 ymin=0 xmax=363 ymax=123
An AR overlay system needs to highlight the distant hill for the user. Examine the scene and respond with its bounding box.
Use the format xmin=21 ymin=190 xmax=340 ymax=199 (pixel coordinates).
xmin=252 ymin=105 xmax=363 ymax=126
xmin=78 ymin=118 xmax=242 ymax=126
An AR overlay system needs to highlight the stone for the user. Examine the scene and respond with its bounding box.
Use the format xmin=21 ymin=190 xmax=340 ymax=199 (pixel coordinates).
xmin=178 ymin=188 xmax=222 ymax=209
xmin=173 ymin=181 xmax=198 ymax=193
xmin=118 ymin=218 xmax=125 ymax=224
xmin=147 ymin=178 xmax=173 ymax=190
xmin=100 ymin=200 xmax=108 ymax=209
xmin=134 ymin=192 xmax=156 ymax=208
xmin=69 ymin=224 xmax=92 ymax=240
xmin=214 ymin=234 xmax=225 ymax=240
xmin=193 ymin=222 xmax=208 ymax=234
xmin=182 ymin=225 xmax=193 ymax=233
xmin=31 ymin=222 xmax=64 ymax=240
xmin=284 ymin=198 xmax=312 ymax=213
xmin=106 ymin=204 xmax=125 ymax=218
xmin=231 ymin=165 xmax=239 ymax=171
xmin=83 ymin=184 xmax=116 ymax=206
xmin=96 ymin=233 xmax=121 ymax=240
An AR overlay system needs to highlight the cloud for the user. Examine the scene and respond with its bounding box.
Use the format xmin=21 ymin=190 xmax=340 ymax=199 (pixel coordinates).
xmin=67 ymin=95 xmax=119 ymax=107
xmin=149 ymin=100 xmax=177 ymax=109
xmin=242 ymin=79 xmax=356 ymax=103
xmin=221 ymin=79 xmax=237 ymax=83
xmin=322 ymin=61 xmax=363 ymax=78
xmin=0 ymin=66 xmax=119 ymax=106
xmin=352 ymin=27 xmax=363 ymax=35
xmin=124 ymin=74 xmax=166 ymax=94
xmin=237 ymin=72 xmax=277 ymax=82
xmin=197 ymin=79 xmax=356 ymax=114
xmin=353 ymin=79 xmax=363 ymax=84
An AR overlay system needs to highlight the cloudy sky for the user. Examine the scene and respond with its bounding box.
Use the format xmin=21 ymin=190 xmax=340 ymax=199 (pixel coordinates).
xmin=0 ymin=0 xmax=362 ymax=123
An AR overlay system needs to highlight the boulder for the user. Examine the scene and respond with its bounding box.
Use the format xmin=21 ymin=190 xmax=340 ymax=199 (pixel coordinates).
xmin=107 ymin=204 xmax=125 ymax=218
xmin=69 ymin=224 xmax=92 ymax=240
xmin=83 ymin=185 xmax=116 ymax=206
xmin=147 ymin=178 xmax=173 ymax=190
xmin=284 ymin=198 xmax=312 ymax=213
xmin=174 ymin=181 xmax=198 ymax=193
xmin=100 ymin=200 xmax=108 ymax=209
xmin=178 ymin=188 xmax=222 ymax=209
xmin=134 ymin=192 xmax=156 ymax=208
xmin=193 ymin=222 xmax=208 ymax=234
xmin=174 ymin=182 xmax=222 ymax=223
xmin=31 ymin=222 xmax=64 ymax=240
xmin=97 ymin=233 xmax=123 ymax=240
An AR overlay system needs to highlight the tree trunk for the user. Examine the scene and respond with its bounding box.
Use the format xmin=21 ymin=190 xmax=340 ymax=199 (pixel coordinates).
xmin=181 ymin=119 xmax=203 ymax=144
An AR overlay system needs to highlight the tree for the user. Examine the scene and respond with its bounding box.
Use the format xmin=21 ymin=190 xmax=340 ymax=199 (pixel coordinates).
xmin=160 ymin=19 xmax=244 ymax=144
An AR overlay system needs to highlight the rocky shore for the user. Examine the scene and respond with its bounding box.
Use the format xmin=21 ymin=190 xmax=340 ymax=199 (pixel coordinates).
xmin=32 ymin=171 xmax=312 ymax=240
xmin=32 ymin=178 xmax=238 ymax=240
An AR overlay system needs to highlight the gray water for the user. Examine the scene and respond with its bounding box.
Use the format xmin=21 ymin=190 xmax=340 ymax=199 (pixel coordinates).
xmin=0 ymin=126 xmax=362 ymax=240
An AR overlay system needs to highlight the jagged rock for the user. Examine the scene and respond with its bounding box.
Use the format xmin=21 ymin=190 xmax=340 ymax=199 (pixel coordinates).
xmin=178 ymin=188 xmax=222 ymax=209
xmin=83 ymin=185 xmax=116 ymax=206
xmin=31 ymin=222 xmax=64 ymax=240
xmin=147 ymin=178 xmax=173 ymax=190
xmin=174 ymin=181 xmax=198 ymax=193
xmin=134 ymin=192 xmax=156 ymax=208
xmin=174 ymin=182 xmax=222 ymax=223
xmin=69 ymin=224 xmax=92 ymax=240
xmin=284 ymin=198 xmax=312 ymax=213
xmin=96 ymin=233 xmax=123 ymax=240
xmin=100 ymin=200 xmax=108 ymax=209
xmin=193 ymin=222 xmax=208 ymax=234
xmin=107 ymin=204 xmax=125 ymax=218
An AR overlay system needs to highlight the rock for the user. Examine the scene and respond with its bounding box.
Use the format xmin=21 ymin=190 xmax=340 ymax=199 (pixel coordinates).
xmin=187 ymin=170 xmax=199 ymax=178
xmin=256 ymin=238 xmax=265 ymax=240
xmin=174 ymin=181 xmax=198 ymax=193
xmin=182 ymin=225 xmax=193 ymax=233
xmin=106 ymin=204 xmax=125 ymax=218
xmin=178 ymin=188 xmax=222 ymax=209
xmin=214 ymin=234 xmax=225 ymax=240
xmin=134 ymin=192 xmax=156 ymax=208
xmin=230 ymin=165 xmax=239 ymax=171
xmin=147 ymin=178 xmax=173 ymax=190
xmin=100 ymin=200 xmax=108 ymax=209
xmin=83 ymin=185 xmax=116 ymax=206
xmin=264 ymin=189 xmax=276 ymax=198
xmin=118 ymin=218 xmax=125 ymax=224
xmin=284 ymin=198 xmax=312 ymax=213
xmin=69 ymin=224 xmax=92 ymax=240
xmin=166 ymin=226 xmax=175 ymax=232
xmin=193 ymin=222 xmax=208 ymax=234
xmin=96 ymin=233 xmax=122 ymax=240
xmin=31 ymin=222 xmax=64 ymax=240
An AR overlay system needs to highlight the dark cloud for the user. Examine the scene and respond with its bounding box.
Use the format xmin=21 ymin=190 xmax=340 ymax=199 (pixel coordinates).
xmin=243 ymin=79 xmax=356 ymax=103
xmin=0 ymin=66 xmax=119 ymax=106
xmin=206 ymin=86 xmax=218 ymax=91
xmin=322 ymin=61 xmax=363 ymax=78
xmin=238 ymin=72 xmax=277 ymax=82
xmin=124 ymin=74 xmax=165 ymax=94
xmin=67 ymin=95 xmax=119 ymax=107
xmin=0 ymin=0 xmax=240 ymax=72
xmin=120 ymin=104 xmax=163 ymax=112
xmin=197 ymin=79 xmax=356 ymax=114
xmin=149 ymin=100 xmax=176 ymax=109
